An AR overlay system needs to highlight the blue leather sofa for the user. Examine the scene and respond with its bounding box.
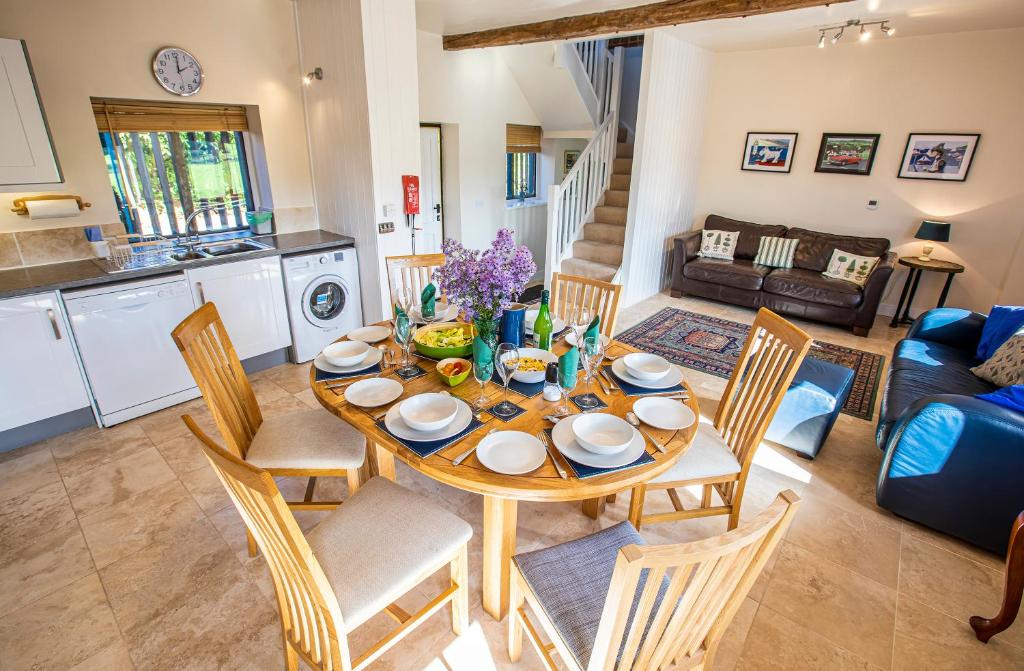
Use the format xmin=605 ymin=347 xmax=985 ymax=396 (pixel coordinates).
xmin=876 ymin=308 xmax=1024 ymax=554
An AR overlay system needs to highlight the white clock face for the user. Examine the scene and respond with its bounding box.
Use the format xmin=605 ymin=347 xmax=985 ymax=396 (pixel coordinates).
xmin=152 ymin=47 xmax=203 ymax=96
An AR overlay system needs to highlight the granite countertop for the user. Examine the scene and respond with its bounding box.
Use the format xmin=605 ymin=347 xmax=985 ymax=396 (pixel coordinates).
xmin=0 ymin=229 xmax=355 ymax=299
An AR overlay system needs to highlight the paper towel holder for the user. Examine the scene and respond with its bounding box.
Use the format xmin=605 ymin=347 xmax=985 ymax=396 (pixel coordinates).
xmin=11 ymin=195 xmax=92 ymax=215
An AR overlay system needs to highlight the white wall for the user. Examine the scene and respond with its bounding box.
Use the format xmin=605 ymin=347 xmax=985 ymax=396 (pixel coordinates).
xmin=498 ymin=43 xmax=592 ymax=133
xmin=618 ymin=46 xmax=644 ymax=136
xmin=0 ymin=0 xmax=314 ymax=233
xmin=693 ymin=28 xmax=1024 ymax=315
xmin=621 ymin=31 xmax=711 ymax=306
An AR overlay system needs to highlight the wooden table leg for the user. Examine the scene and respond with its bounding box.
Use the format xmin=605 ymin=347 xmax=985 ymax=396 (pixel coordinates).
xmin=369 ymin=442 xmax=396 ymax=481
xmin=971 ymin=512 xmax=1024 ymax=642
xmin=482 ymin=495 xmax=518 ymax=621
xmin=582 ymin=496 xmax=607 ymax=519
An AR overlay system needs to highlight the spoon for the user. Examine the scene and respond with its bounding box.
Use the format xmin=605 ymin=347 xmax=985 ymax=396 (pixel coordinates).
xmin=626 ymin=411 xmax=666 ymax=453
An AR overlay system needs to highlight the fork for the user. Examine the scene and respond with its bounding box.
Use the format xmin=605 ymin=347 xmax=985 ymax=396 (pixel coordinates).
xmin=452 ymin=428 xmax=497 ymax=465
xmin=536 ymin=430 xmax=568 ymax=479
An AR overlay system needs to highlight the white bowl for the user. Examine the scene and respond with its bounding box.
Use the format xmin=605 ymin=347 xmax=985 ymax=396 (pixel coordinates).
xmin=623 ymin=352 xmax=672 ymax=381
xmin=399 ymin=393 xmax=459 ymax=432
xmin=571 ymin=414 xmax=634 ymax=455
xmin=322 ymin=340 xmax=371 ymax=367
xmin=509 ymin=347 xmax=558 ymax=384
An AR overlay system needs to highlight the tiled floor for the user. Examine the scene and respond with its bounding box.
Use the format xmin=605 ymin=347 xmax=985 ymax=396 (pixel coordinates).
xmin=1 ymin=292 xmax=1022 ymax=670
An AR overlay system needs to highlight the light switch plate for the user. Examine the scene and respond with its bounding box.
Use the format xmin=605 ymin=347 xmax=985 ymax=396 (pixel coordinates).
xmin=383 ymin=204 xmax=397 ymax=218
xmin=866 ymin=199 xmax=878 ymax=210
xmin=378 ymin=222 xmax=395 ymax=234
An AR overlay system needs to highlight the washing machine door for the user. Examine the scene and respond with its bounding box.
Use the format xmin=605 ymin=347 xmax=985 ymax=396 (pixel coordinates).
xmin=301 ymin=275 xmax=350 ymax=328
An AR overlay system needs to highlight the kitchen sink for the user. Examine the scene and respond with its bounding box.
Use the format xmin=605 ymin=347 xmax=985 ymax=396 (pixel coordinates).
xmin=196 ymin=239 xmax=271 ymax=257
xmin=95 ymin=237 xmax=273 ymax=273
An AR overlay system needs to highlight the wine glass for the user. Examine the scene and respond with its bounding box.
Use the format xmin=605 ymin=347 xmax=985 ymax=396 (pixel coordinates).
xmin=494 ymin=343 xmax=520 ymax=417
xmin=472 ymin=349 xmax=494 ymax=411
xmin=570 ymin=306 xmax=592 ymax=347
xmin=558 ymin=363 xmax=578 ymax=416
xmin=576 ymin=335 xmax=606 ymax=410
xmin=394 ymin=313 xmax=418 ymax=374
xmin=395 ymin=286 xmax=414 ymax=320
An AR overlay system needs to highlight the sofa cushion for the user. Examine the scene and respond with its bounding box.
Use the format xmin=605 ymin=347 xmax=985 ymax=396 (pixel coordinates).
xmin=683 ymin=258 xmax=772 ymax=291
xmin=891 ymin=338 xmax=981 ymax=375
xmin=785 ymin=228 xmax=890 ymax=272
xmin=703 ymin=214 xmax=787 ymax=260
xmin=763 ymin=268 xmax=862 ymax=308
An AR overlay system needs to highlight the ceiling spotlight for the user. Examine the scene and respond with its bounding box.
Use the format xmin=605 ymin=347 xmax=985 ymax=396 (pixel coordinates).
xmin=831 ymin=28 xmax=843 ymax=44
xmin=303 ymin=67 xmax=323 ymax=85
xmin=880 ymin=22 xmax=895 ymax=36
xmin=859 ymin=24 xmax=872 ymax=41
xmin=818 ymin=31 xmax=826 ymax=48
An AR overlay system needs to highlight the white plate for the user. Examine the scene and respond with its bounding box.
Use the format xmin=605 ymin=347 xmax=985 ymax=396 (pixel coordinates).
xmin=611 ymin=358 xmax=684 ymax=390
xmin=348 ymin=325 xmax=391 ymax=344
xmin=476 ymin=431 xmax=547 ymax=475
xmin=314 ymin=346 xmax=384 ymax=374
xmin=410 ymin=302 xmax=458 ymax=324
xmin=384 ymin=397 xmax=473 ymax=442
xmin=525 ymin=310 xmax=566 ymax=335
xmin=344 ymin=378 xmax=403 ymax=408
xmin=632 ymin=397 xmax=696 ymax=431
xmin=551 ymin=414 xmax=646 ymax=469
xmin=565 ymin=332 xmax=611 ymax=348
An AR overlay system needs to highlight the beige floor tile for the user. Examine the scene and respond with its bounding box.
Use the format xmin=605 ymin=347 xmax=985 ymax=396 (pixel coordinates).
xmin=0 ymin=446 xmax=62 ymax=503
xmin=0 ymin=480 xmax=75 ymax=563
xmin=900 ymin=518 xmax=1005 ymax=571
xmin=79 ymin=480 xmax=205 ymax=569
xmin=736 ymin=604 xmax=881 ymax=670
xmin=761 ymin=542 xmax=896 ymax=669
xmin=63 ymin=447 xmax=177 ymax=517
xmin=0 ymin=519 xmax=95 ymax=616
xmin=51 ymin=422 xmax=153 ymax=479
xmin=153 ymin=432 xmax=209 ymax=475
xmin=178 ymin=463 xmax=234 ymax=515
xmin=0 ymin=573 xmax=122 ymax=671
xmin=133 ymin=399 xmax=211 ymax=445
xmin=711 ymin=597 xmax=759 ymax=671
xmin=253 ymin=361 xmax=311 ymax=394
xmin=892 ymin=595 xmax=1024 ymax=670
xmin=294 ymin=387 xmax=323 ymax=409
xmin=68 ymin=639 xmax=136 ymax=671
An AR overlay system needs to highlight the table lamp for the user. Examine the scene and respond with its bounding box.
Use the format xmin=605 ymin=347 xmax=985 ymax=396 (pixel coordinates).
xmin=915 ymin=220 xmax=950 ymax=261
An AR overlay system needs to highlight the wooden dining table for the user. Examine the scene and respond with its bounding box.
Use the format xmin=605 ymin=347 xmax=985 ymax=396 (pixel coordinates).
xmin=310 ymin=325 xmax=700 ymax=621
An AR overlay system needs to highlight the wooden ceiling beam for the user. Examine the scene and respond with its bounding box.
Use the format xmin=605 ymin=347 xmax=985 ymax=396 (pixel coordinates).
xmin=442 ymin=0 xmax=852 ymax=50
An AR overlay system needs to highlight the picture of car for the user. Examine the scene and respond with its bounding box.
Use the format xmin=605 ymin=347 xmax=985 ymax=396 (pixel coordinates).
xmin=827 ymin=153 xmax=862 ymax=166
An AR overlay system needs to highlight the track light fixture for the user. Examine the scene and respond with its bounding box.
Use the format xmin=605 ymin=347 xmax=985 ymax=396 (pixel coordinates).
xmin=816 ymin=19 xmax=895 ymax=47
xmin=303 ymin=67 xmax=323 ymax=85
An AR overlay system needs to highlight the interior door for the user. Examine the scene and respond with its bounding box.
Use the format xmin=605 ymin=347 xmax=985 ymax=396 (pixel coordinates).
xmin=418 ymin=125 xmax=444 ymax=254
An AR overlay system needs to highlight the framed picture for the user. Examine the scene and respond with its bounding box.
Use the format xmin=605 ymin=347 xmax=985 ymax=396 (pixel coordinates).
xmin=814 ymin=133 xmax=881 ymax=175
xmin=563 ymin=149 xmax=580 ymax=173
xmin=740 ymin=132 xmax=798 ymax=173
xmin=898 ymin=133 xmax=980 ymax=182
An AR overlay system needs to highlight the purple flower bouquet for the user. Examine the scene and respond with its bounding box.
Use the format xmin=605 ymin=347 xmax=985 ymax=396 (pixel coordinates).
xmin=435 ymin=228 xmax=536 ymax=323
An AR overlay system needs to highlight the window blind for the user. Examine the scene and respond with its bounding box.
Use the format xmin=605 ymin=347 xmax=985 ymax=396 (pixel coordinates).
xmin=92 ymin=98 xmax=249 ymax=133
xmin=506 ymin=124 xmax=542 ymax=154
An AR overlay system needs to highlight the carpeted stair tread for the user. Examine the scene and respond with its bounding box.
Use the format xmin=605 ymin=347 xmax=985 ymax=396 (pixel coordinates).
xmin=561 ymin=257 xmax=618 ymax=282
xmin=583 ymin=222 xmax=627 ymax=244
xmin=617 ymin=142 xmax=634 ymax=158
xmin=613 ymin=158 xmax=632 ymax=174
xmin=593 ymin=205 xmax=627 ymax=226
xmin=572 ymin=239 xmax=623 ymax=266
xmin=604 ymin=190 xmax=629 ymax=208
xmin=610 ymin=174 xmax=631 ymax=190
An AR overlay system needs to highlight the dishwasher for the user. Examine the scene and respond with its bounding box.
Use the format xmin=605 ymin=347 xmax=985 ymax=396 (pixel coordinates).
xmin=64 ymin=274 xmax=201 ymax=426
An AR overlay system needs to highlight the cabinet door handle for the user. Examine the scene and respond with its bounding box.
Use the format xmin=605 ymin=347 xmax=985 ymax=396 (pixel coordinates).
xmin=46 ymin=308 xmax=62 ymax=340
xmin=196 ymin=282 xmax=206 ymax=305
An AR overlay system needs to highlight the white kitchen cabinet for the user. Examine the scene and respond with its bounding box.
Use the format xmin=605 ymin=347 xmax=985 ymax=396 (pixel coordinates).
xmin=185 ymin=257 xmax=291 ymax=360
xmin=0 ymin=292 xmax=89 ymax=432
xmin=0 ymin=39 xmax=61 ymax=185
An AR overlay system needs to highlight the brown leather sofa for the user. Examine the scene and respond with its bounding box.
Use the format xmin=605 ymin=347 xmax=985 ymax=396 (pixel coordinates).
xmin=671 ymin=215 xmax=896 ymax=336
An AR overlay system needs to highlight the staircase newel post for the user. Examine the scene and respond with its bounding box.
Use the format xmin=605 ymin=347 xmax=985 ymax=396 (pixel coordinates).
xmin=544 ymin=184 xmax=562 ymax=284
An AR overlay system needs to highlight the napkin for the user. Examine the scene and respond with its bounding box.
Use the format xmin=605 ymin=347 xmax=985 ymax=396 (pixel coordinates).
xmin=473 ymin=334 xmax=494 ymax=371
xmin=558 ymin=347 xmax=579 ymax=388
xmin=421 ymin=283 xmax=436 ymax=319
xmin=584 ymin=314 xmax=600 ymax=343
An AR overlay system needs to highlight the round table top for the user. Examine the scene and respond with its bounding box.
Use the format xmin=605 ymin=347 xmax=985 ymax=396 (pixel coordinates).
xmin=898 ymin=256 xmax=965 ymax=273
xmin=310 ymin=329 xmax=700 ymax=503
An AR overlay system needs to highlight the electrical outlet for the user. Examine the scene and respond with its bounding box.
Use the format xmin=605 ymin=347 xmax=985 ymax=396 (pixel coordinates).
xmin=378 ymin=222 xmax=395 ymax=234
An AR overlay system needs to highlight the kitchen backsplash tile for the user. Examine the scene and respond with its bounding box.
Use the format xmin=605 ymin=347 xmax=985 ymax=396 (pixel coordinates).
xmin=0 ymin=234 xmax=21 ymax=269
xmin=14 ymin=226 xmax=98 ymax=266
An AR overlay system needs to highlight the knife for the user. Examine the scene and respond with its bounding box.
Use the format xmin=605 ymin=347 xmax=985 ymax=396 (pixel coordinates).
xmin=452 ymin=428 xmax=497 ymax=466
xmin=600 ymin=368 xmax=620 ymax=393
xmin=537 ymin=431 xmax=568 ymax=479
xmin=594 ymin=369 xmax=611 ymax=395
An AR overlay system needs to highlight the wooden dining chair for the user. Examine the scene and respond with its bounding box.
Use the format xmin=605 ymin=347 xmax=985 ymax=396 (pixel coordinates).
xmin=172 ymin=302 xmax=366 ymax=555
xmin=509 ymin=490 xmax=801 ymax=671
xmin=549 ymin=272 xmax=622 ymax=337
xmin=187 ymin=417 xmax=472 ymax=671
xmin=385 ymin=253 xmax=445 ymax=304
xmin=629 ymin=308 xmax=813 ymax=531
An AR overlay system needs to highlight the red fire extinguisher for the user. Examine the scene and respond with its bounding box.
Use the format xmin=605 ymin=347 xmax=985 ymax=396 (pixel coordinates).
xmin=402 ymin=175 xmax=420 ymax=253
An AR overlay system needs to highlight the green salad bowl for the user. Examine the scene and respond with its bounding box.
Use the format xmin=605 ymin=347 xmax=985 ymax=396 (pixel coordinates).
xmin=412 ymin=321 xmax=475 ymax=360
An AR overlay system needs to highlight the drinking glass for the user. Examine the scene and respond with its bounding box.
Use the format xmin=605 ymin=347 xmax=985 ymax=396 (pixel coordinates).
xmin=570 ymin=306 xmax=592 ymax=346
xmin=576 ymin=335 xmax=606 ymax=409
xmin=558 ymin=365 xmax=578 ymax=416
xmin=495 ymin=343 xmax=520 ymax=417
xmin=395 ymin=286 xmax=414 ymax=319
xmin=394 ymin=313 xmax=418 ymax=374
xmin=472 ymin=350 xmax=494 ymax=411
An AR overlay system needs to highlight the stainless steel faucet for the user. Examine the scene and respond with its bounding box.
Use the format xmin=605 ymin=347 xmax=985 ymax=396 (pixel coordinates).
xmin=178 ymin=200 xmax=244 ymax=249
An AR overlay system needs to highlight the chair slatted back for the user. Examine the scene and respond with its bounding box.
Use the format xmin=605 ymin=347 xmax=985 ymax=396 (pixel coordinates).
xmin=385 ymin=254 xmax=445 ymax=306
xmin=588 ymin=491 xmax=801 ymax=671
xmin=171 ymin=302 xmax=262 ymax=459
xmin=185 ymin=416 xmax=348 ymax=670
xmin=549 ymin=272 xmax=623 ymax=337
xmin=715 ymin=308 xmax=812 ymax=468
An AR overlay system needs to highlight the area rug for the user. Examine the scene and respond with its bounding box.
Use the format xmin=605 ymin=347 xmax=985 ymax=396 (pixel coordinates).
xmin=616 ymin=308 xmax=885 ymax=421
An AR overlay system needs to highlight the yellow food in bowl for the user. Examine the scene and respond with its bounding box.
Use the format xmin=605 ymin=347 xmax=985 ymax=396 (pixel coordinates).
xmin=415 ymin=326 xmax=470 ymax=348
xmin=517 ymin=357 xmax=547 ymax=373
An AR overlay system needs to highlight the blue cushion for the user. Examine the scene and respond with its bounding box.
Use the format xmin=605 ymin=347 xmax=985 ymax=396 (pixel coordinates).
xmin=977 ymin=306 xmax=1024 ymax=360
xmin=765 ymin=357 xmax=854 ymax=458
xmin=977 ymin=386 xmax=1024 ymax=414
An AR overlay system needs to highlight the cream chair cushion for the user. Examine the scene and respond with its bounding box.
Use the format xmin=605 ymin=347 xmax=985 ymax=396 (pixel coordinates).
xmin=652 ymin=422 xmax=741 ymax=483
xmin=245 ymin=409 xmax=365 ymax=470
xmin=306 ymin=476 xmax=473 ymax=628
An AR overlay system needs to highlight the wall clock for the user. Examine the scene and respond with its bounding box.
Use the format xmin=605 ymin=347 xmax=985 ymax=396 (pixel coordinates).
xmin=152 ymin=46 xmax=203 ymax=96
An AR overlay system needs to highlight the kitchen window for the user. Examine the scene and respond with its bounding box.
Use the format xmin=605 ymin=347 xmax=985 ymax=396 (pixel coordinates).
xmin=506 ymin=124 xmax=541 ymax=200
xmin=93 ymin=98 xmax=256 ymax=237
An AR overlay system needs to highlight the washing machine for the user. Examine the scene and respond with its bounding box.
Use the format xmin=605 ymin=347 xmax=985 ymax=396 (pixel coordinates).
xmin=282 ymin=247 xmax=363 ymax=363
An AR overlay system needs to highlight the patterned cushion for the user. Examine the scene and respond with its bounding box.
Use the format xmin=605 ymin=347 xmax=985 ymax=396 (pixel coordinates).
xmin=754 ymin=236 xmax=798 ymax=269
xmin=514 ymin=522 xmax=666 ymax=668
xmin=698 ymin=229 xmax=739 ymax=261
xmin=972 ymin=329 xmax=1024 ymax=387
xmin=821 ymin=249 xmax=879 ymax=287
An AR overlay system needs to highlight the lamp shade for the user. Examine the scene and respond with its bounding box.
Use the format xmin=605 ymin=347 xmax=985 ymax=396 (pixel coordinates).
xmin=915 ymin=220 xmax=951 ymax=242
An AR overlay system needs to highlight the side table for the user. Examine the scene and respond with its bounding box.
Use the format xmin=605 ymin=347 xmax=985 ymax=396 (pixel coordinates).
xmin=889 ymin=256 xmax=965 ymax=327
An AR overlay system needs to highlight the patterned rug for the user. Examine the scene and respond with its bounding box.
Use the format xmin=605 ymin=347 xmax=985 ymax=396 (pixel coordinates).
xmin=616 ymin=308 xmax=885 ymax=421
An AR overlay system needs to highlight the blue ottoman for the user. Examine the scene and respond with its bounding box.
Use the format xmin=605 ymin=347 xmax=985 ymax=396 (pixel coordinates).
xmin=764 ymin=357 xmax=854 ymax=459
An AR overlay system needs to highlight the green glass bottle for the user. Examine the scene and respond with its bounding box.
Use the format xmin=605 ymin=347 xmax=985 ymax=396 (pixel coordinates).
xmin=534 ymin=289 xmax=554 ymax=350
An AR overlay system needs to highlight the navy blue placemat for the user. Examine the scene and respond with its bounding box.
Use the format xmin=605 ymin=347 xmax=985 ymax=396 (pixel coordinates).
xmin=606 ymin=366 xmax=685 ymax=397
xmin=490 ymin=371 xmax=545 ymax=398
xmin=374 ymin=416 xmax=484 ymax=459
xmin=544 ymin=428 xmax=656 ymax=479
xmin=570 ymin=393 xmax=608 ymax=412
xmin=487 ymin=401 xmax=526 ymax=422
xmin=314 ymin=363 xmax=382 ymax=383
xmin=395 ymin=364 xmax=428 ymax=382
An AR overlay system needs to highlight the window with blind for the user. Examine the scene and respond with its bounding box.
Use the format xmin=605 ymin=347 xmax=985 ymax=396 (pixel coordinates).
xmin=92 ymin=98 xmax=256 ymax=236
xmin=506 ymin=124 xmax=541 ymax=200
